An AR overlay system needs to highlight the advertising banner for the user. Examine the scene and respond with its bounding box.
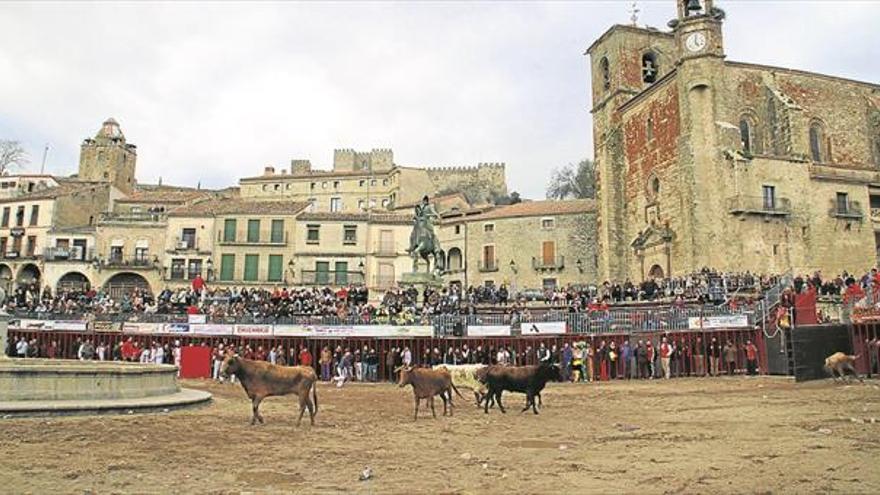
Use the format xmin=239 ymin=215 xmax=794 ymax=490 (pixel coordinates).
xmin=467 ymin=325 xmax=511 ymax=337
xmin=233 ymin=324 xmax=273 ymax=337
xmin=162 ymin=323 xmax=191 ymax=335
xmin=123 ymin=322 xmax=161 ymax=335
xmin=188 ymin=314 xmax=207 ymax=324
xmin=51 ymin=320 xmax=88 ymax=332
xmin=189 ymin=324 xmax=233 ymax=336
xmin=12 ymin=319 xmax=55 ymax=330
xmin=687 ymin=315 xmax=749 ymax=330
xmin=274 ymin=324 xmax=433 ymax=338
xmin=93 ymin=320 xmax=121 ymax=333
xmin=520 ymin=321 xmax=567 ymax=335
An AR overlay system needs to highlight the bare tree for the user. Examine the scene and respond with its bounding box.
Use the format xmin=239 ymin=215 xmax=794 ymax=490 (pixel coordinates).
xmin=0 ymin=140 xmax=29 ymax=175
xmin=546 ymin=159 xmax=596 ymax=200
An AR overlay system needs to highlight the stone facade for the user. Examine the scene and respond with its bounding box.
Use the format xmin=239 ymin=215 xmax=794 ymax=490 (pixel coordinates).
xmin=589 ymin=0 xmax=880 ymax=282
xmin=438 ymin=200 xmax=597 ymax=291
xmin=237 ymin=149 xmax=508 ymax=212
xmin=78 ymin=118 xmax=137 ymax=194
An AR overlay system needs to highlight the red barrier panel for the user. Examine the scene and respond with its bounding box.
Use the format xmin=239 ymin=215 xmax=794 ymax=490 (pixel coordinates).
xmin=180 ymin=346 xmax=212 ymax=379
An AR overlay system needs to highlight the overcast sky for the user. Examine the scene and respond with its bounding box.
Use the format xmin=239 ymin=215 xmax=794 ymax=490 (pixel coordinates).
xmin=0 ymin=1 xmax=877 ymax=199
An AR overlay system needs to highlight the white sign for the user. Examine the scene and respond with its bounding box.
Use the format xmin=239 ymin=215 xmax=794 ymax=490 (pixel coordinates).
xmin=234 ymin=324 xmax=273 ymax=337
xmin=188 ymin=314 xmax=207 ymax=324
xmin=123 ymin=322 xmax=161 ymax=334
xmin=688 ymin=315 xmax=749 ymax=330
xmin=467 ymin=325 xmax=511 ymax=336
xmin=162 ymin=323 xmax=191 ymax=334
xmin=52 ymin=320 xmax=88 ymax=332
xmin=12 ymin=319 xmax=54 ymax=330
xmin=189 ymin=324 xmax=233 ymax=336
xmin=274 ymin=324 xmax=433 ymax=338
xmin=521 ymin=321 xmax=567 ymax=335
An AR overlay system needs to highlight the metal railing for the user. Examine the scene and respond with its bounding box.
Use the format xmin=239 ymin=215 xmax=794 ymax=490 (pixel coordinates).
xmin=727 ymin=195 xmax=791 ymax=216
xmin=828 ymin=199 xmax=863 ymax=219
xmin=532 ymin=256 xmax=564 ymax=270
xmin=98 ymin=212 xmax=166 ymax=223
xmin=300 ymin=270 xmax=366 ymax=286
xmin=43 ymin=247 xmax=96 ymax=262
xmin=104 ymin=257 xmax=157 ymax=269
xmin=478 ymin=259 xmax=499 ymax=272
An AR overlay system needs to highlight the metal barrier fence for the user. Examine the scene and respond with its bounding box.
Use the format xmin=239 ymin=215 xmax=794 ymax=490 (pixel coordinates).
xmin=7 ymin=326 xmax=767 ymax=381
xmin=10 ymin=304 xmax=758 ymax=336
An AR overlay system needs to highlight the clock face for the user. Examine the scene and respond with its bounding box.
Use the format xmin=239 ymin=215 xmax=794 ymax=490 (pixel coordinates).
xmin=685 ymin=32 xmax=707 ymax=52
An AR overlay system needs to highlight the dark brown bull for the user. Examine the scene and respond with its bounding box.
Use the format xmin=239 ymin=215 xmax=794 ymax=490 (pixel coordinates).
xmin=221 ymin=355 xmax=319 ymax=426
xmin=483 ymin=363 xmax=561 ymax=415
xmin=824 ymin=352 xmax=863 ymax=383
xmin=476 ymin=365 xmax=544 ymax=409
xmin=398 ymin=366 xmax=464 ymax=420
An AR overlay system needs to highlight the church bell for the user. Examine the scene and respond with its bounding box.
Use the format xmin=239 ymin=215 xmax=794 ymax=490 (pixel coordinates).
xmin=685 ymin=0 xmax=702 ymax=14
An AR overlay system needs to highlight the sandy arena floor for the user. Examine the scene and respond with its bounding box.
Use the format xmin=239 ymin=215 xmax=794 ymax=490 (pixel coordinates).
xmin=2 ymin=376 xmax=879 ymax=494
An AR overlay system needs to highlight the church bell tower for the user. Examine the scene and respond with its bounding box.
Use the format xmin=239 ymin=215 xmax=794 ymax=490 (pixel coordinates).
xmin=78 ymin=118 xmax=137 ymax=194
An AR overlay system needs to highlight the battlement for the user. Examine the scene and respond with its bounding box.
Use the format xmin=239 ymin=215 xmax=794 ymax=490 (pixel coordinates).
xmin=426 ymin=162 xmax=506 ymax=174
xmin=290 ymin=159 xmax=312 ymax=175
xmin=333 ymin=148 xmax=394 ymax=173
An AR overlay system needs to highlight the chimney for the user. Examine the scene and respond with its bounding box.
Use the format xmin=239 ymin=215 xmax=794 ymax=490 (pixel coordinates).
xmin=263 ymin=166 xmax=275 ymax=176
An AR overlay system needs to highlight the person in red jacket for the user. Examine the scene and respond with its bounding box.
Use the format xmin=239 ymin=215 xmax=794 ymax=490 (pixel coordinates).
xmin=121 ymin=337 xmax=135 ymax=362
xmin=744 ymin=340 xmax=759 ymax=376
xmin=191 ymin=273 xmax=205 ymax=294
xmin=299 ymin=345 xmax=313 ymax=368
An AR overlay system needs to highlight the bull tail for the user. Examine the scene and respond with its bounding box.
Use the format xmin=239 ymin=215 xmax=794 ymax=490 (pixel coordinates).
xmin=312 ymin=381 xmax=319 ymax=414
xmin=451 ymin=381 xmax=465 ymax=400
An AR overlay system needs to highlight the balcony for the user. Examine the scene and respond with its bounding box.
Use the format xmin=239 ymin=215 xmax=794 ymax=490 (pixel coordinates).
xmin=167 ymin=268 xmax=204 ymax=281
xmin=300 ymin=270 xmax=365 ymax=286
xmin=478 ymin=259 xmax=499 ymax=273
xmin=98 ymin=212 xmax=166 ymax=225
xmin=727 ymin=195 xmax=791 ymax=217
xmin=829 ymin=199 xmax=864 ymax=220
xmin=532 ymin=256 xmax=565 ymax=271
xmin=167 ymin=238 xmax=211 ymax=255
xmin=218 ymin=232 xmax=289 ymax=247
xmin=43 ymin=247 xmax=96 ymax=262
xmin=373 ymin=244 xmax=398 ymax=257
xmin=103 ymin=256 xmax=158 ymax=270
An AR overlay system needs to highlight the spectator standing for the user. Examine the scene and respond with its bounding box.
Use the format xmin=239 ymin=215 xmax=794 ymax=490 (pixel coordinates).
xmin=693 ymin=337 xmax=705 ymax=377
xmin=608 ymin=341 xmax=619 ymax=379
xmin=744 ymin=340 xmax=759 ymax=376
xmin=659 ymin=337 xmax=672 ymax=379
xmin=299 ymin=345 xmax=313 ymax=369
xmin=561 ymin=343 xmax=572 ymax=381
xmin=621 ymin=340 xmax=633 ymax=379
xmin=708 ymin=337 xmax=721 ymax=376
xmin=723 ymin=340 xmax=737 ymax=375
xmin=319 ymin=346 xmax=332 ymax=382
xmin=212 ymin=344 xmax=225 ymax=381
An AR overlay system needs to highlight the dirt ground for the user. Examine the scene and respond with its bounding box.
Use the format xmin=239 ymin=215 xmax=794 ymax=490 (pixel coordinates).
xmin=2 ymin=376 xmax=880 ymax=494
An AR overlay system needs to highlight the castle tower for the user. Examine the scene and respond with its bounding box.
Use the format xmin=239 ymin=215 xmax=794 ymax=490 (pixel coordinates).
xmin=78 ymin=118 xmax=137 ymax=193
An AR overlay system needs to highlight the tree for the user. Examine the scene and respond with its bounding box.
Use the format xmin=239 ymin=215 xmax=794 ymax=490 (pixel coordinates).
xmin=546 ymin=159 xmax=596 ymax=200
xmin=492 ymin=191 xmax=522 ymax=206
xmin=0 ymin=140 xmax=28 ymax=175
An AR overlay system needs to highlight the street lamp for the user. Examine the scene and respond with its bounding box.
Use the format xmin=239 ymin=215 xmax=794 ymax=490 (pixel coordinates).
xmin=205 ymin=258 xmax=214 ymax=281
xmin=576 ymin=259 xmax=584 ymax=273
xmin=509 ymin=259 xmax=517 ymax=274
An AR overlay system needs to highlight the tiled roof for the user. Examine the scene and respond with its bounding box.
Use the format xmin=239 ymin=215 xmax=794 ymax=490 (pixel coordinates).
xmin=462 ymin=199 xmax=595 ymax=221
xmin=168 ymin=199 xmax=311 ymax=217
xmin=297 ymin=211 xmax=412 ymax=224
xmin=392 ymin=192 xmax=470 ymax=210
xmin=0 ymin=181 xmax=108 ymax=204
xmin=116 ymin=188 xmax=213 ymax=204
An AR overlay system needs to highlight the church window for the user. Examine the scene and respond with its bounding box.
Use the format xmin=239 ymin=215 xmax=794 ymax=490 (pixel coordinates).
xmin=600 ymin=57 xmax=610 ymax=91
xmin=739 ymin=118 xmax=753 ymax=153
xmin=809 ymin=121 xmax=828 ymax=163
xmin=646 ymin=116 xmax=654 ymax=141
xmin=641 ymin=52 xmax=658 ymax=84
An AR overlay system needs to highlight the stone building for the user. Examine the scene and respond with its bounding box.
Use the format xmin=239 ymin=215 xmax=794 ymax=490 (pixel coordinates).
xmin=589 ymin=0 xmax=880 ymax=282
xmin=437 ymin=199 xmax=597 ymax=292
xmin=237 ymin=148 xmax=508 ymax=212
xmin=78 ymin=118 xmax=137 ymax=194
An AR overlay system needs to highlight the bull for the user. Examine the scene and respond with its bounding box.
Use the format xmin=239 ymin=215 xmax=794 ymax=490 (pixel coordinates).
xmin=221 ymin=355 xmax=319 ymax=426
xmin=824 ymin=352 xmax=863 ymax=383
xmin=398 ymin=366 xmax=465 ymax=420
xmin=483 ymin=363 xmax=561 ymax=415
xmin=432 ymin=364 xmax=487 ymax=406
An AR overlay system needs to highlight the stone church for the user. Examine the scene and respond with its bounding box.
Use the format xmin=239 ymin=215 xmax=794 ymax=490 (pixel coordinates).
xmin=589 ymin=0 xmax=880 ymax=282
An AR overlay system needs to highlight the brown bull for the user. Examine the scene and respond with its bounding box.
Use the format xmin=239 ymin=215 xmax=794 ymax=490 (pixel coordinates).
xmin=398 ymin=366 xmax=464 ymax=421
xmin=221 ymin=355 xmax=319 ymax=425
xmin=824 ymin=352 xmax=863 ymax=383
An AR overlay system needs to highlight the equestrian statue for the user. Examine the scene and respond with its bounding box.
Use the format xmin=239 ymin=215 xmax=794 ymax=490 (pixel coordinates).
xmin=406 ymin=195 xmax=446 ymax=276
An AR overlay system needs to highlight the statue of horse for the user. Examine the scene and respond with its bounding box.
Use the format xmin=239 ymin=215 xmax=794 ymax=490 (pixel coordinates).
xmin=409 ymin=218 xmax=446 ymax=276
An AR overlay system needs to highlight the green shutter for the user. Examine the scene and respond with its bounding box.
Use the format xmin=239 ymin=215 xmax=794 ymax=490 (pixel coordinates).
xmin=315 ymin=261 xmax=330 ymax=285
xmin=268 ymin=255 xmax=283 ymax=282
xmin=334 ymin=261 xmax=348 ymax=285
xmin=220 ymin=254 xmax=235 ymax=281
xmin=244 ymin=254 xmax=259 ymax=281
xmin=270 ymin=219 xmax=284 ymax=243
xmin=223 ymin=219 xmax=237 ymax=242
xmin=247 ymin=219 xmax=260 ymax=243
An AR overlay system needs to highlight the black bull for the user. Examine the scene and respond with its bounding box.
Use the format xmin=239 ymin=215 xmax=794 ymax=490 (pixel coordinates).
xmin=482 ymin=364 xmax=561 ymax=414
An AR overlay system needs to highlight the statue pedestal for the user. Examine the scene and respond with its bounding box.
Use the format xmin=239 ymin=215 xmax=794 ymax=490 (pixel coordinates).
xmin=400 ymin=272 xmax=444 ymax=288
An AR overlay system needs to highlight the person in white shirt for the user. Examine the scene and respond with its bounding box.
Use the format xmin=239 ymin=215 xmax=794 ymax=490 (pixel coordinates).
xmin=96 ymin=343 xmax=106 ymax=361
xmin=153 ymin=344 xmax=165 ymax=365
xmin=140 ymin=346 xmax=152 ymax=364
xmin=17 ymin=337 xmax=28 ymax=358
xmin=269 ymin=347 xmax=277 ymax=365
xmin=173 ymin=341 xmax=182 ymax=376
xmin=402 ymin=347 xmax=412 ymax=367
